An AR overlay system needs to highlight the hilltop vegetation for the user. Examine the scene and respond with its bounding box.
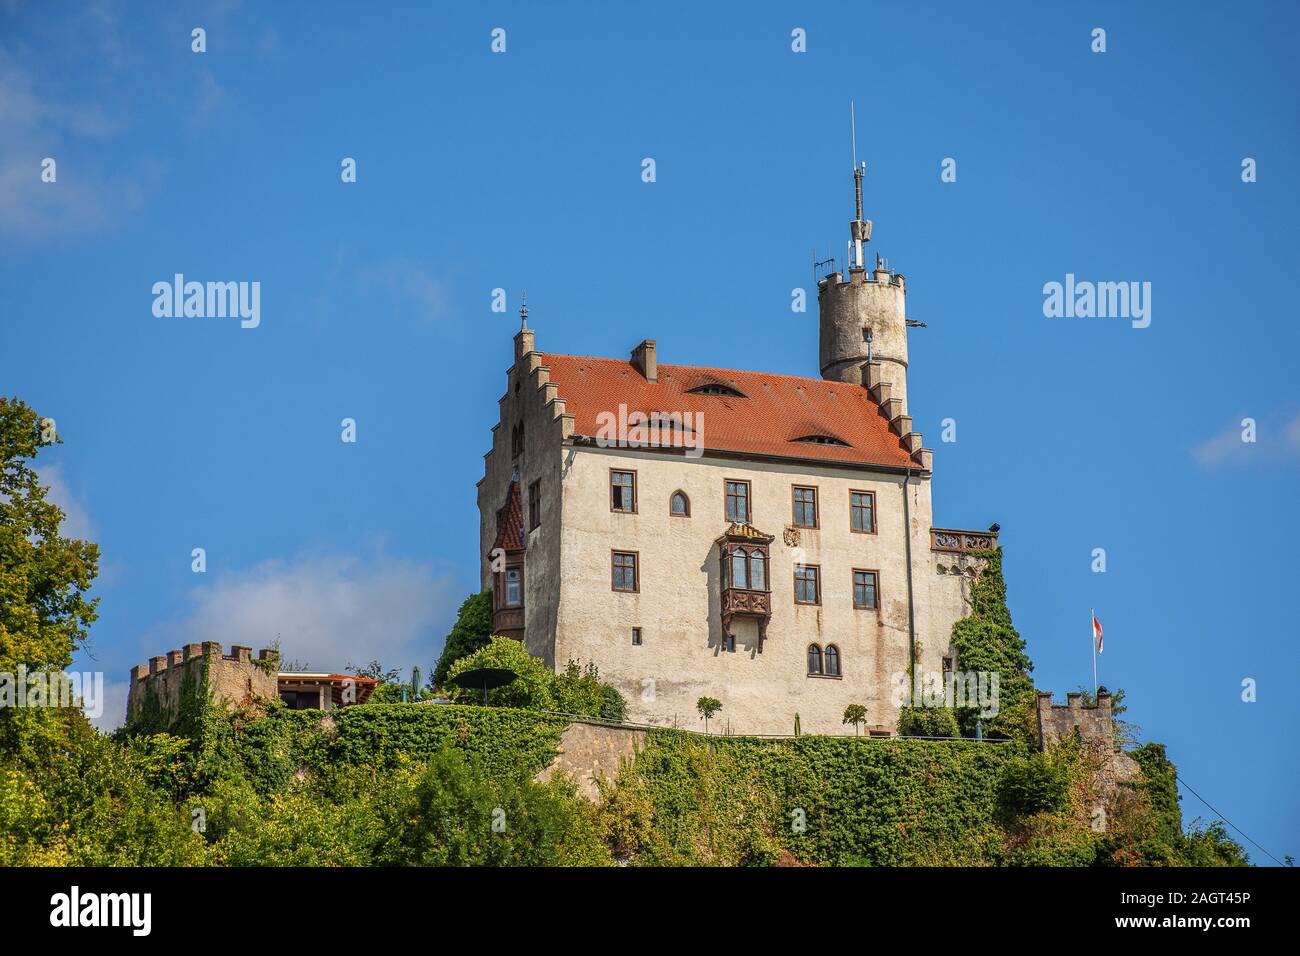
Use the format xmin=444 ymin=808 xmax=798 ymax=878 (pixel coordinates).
xmin=0 ymin=395 xmax=1247 ymax=867
xmin=1 ymin=700 xmax=1246 ymax=866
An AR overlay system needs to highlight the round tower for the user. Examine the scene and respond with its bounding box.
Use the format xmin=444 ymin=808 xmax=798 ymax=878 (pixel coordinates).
xmin=817 ymin=164 xmax=910 ymax=414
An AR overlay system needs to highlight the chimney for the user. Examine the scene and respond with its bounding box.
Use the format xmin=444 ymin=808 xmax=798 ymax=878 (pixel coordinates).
xmin=632 ymin=339 xmax=657 ymax=382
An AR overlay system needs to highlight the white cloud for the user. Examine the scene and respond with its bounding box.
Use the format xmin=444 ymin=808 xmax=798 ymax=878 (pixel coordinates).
xmin=39 ymin=463 xmax=94 ymax=540
xmin=1193 ymin=413 xmax=1300 ymax=469
xmin=0 ymin=49 xmax=141 ymax=241
xmin=150 ymin=553 xmax=458 ymax=676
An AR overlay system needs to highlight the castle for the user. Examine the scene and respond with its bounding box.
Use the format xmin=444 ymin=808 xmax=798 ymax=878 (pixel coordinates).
xmin=477 ymin=165 xmax=996 ymax=735
xmin=126 ymin=642 xmax=378 ymax=727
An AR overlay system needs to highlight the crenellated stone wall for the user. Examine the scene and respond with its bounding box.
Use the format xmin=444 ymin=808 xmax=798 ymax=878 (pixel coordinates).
xmin=126 ymin=642 xmax=279 ymax=728
xmin=1036 ymin=689 xmax=1139 ymax=785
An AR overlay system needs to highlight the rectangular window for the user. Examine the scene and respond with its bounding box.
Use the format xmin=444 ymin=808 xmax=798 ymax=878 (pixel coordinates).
xmin=632 ymin=627 xmax=642 ymax=646
xmin=612 ymin=551 xmax=639 ymax=592
xmin=725 ymin=480 xmax=751 ymax=522
xmin=794 ymin=564 xmax=820 ymax=605
xmin=853 ymin=569 xmax=878 ymax=610
xmin=611 ymin=470 xmax=637 ymax=513
xmin=850 ymin=490 xmax=876 ymax=533
xmin=792 ymin=486 xmax=818 ymax=528
xmin=724 ymin=635 xmax=736 ymax=653
xmin=504 ymin=566 xmax=523 ymax=607
xmin=528 ymin=480 xmax=541 ymax=531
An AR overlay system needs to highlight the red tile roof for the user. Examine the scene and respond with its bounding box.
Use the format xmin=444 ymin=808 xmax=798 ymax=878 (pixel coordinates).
xmin=540 ymin=354 xmax=916 ymax=469
xmin=492 ymin=480 xmax=525 ymax=551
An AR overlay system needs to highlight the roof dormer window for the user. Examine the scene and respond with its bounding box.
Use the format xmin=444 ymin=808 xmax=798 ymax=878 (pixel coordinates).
xmin=792 ymin=434 xmax=850 ymax=447
xmin=688 ymin=383 xmax=746 ymax=398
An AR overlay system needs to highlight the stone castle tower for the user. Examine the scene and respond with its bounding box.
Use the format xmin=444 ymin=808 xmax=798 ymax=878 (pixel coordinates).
xmin=818 ymin=161 xmax=910 ymax=416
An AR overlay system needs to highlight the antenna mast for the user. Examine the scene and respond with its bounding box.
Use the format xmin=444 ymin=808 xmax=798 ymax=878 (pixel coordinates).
xmin=848 ymin=102 xmax=871 ymax=271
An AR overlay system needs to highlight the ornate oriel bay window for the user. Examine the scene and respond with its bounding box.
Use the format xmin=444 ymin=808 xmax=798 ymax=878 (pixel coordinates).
xmin=490 ymin=479 xmax=526 ymax=640
xmin=716 ymin=522 xmax=774 ymax=649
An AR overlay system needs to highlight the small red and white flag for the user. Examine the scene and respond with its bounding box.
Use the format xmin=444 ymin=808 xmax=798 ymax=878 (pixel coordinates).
xmin=1092 ymin=612 xmax=1103 ymax=655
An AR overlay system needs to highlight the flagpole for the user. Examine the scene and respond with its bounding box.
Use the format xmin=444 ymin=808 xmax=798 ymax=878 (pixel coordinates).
xmin=1091 ymin=607 xmax=1098 ymax=697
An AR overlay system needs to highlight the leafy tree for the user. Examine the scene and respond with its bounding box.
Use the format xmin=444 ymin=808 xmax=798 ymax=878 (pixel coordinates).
xmin=947 ymin=548 xmax=1034 ymax=740
xmin=446 ymin=639 xmax=626 ymax=719
xmin=696 ymin=697 xmax=721 ymax=735
xmin=550 ymin=660 xmax=627 ymax=721
xmin=600 ymin=685 xmax=627 ymax=723
xmin=346 ymin=659 xmax=401 ymax=684
xmin=366 ymin=683 xmax=408 ymax=704
xmin=433 ymin=591 xmax=493 ymax=686
xmin=373 ymin=746 xmax=610 ymax=866
xmin=842 ymin=704 xmax=867 ymax=736
xmin=0 ymin=397 xmax=99 ymax=671
xmin=447 ymin=637 xmax=556 ymax=710
xmin=0 ymin=708 xmax=206 ymax=865
xmin=996 ymin=750 xmax=1069 ymax=821
xmin=897 ymin=706 xmax=959 ymax=738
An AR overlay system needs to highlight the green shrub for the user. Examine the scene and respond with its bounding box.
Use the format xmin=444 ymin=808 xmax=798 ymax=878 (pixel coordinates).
xmin=373 ymin=746 xmax=611 ymax=866
xmin=446 ymin=638 xmax=626 ymax=720
xmin=896 ymin=706 xmax=960 ymax=738
xmin=997 ymin=751 xmax=1069 ymax=819
xmin=448 ymin=637 xmax=558 ymax=710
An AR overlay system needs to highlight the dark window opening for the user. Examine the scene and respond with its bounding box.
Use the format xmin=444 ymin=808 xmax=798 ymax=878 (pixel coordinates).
xmin=611 ymin=470 xmax=636 ymax=513
xmin=792 ymin=434 xmax=850 ymax=446
xmin=688 ymin=383 xmax=746 ymax=397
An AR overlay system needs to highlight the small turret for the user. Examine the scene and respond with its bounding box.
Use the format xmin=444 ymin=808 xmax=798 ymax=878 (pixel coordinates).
xmin=817 ymin=161 xmax=910 ymax=413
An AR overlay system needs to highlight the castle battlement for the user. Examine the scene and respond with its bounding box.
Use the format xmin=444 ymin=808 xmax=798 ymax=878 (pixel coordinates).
xmin=1036 ymin=689 xmax=1140 ymax=787
xmin=1036 ymin=689 xmax=1118 ymax=749
xmin=817 ymin=267 xmax=906 ymax=292
xmin=126 ymin=642 xmax=280 ymax=728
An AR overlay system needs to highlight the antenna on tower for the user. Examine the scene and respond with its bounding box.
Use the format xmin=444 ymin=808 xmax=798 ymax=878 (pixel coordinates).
xmin=848 ymin=102 xmax=871 ymax=271
xmin=851 ymin=100 xmax=857 ymax=170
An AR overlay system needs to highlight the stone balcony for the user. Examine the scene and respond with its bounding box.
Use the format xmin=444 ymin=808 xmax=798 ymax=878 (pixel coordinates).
xmin=930 ymin=527 xmax=998 ymax=554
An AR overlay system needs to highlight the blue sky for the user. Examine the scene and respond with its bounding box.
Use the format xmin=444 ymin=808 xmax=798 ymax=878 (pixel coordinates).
xmin=1 ymin=1 xmax=1296 ymax=863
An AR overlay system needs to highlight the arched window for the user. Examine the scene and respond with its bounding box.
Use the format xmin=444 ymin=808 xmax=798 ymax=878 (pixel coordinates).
xmin=807 ymin=644 xmax=823 ymax=675
xmin=748 ymin=549 xmax=766 ymax=590
xmin=731 ymin=548 xmax=749 ymax=589
xmin=670 ymin=491 xmax=690 ymax=516
xmin=824 ymin=644 xmax=841 ymax=677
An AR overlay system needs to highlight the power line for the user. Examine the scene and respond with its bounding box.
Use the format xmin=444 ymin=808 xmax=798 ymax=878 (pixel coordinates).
xmin=1175 ymin=772 xmax=1288 ymax=867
